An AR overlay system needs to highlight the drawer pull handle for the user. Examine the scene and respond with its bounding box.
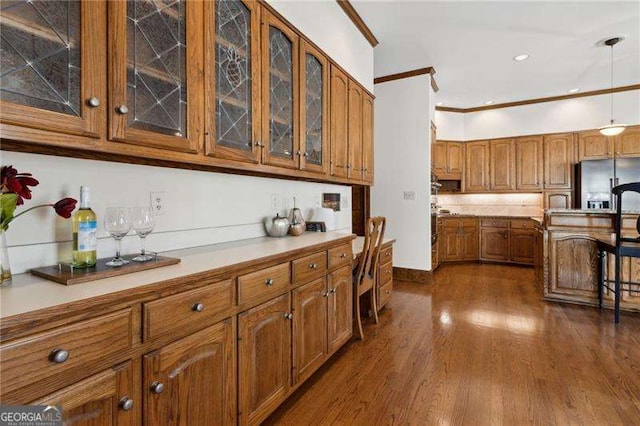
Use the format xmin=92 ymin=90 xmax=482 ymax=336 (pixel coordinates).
xmin=309 ymin=263 xmax=317 ymax=269
xmin=265 ymin=278 xmax=274 ymax=286
xmin=330 ymin=288 xmax=337 ymax=294
xmin=150 ymin=381 xmax=164 ymax=394
xmin=119 ymin=397 xmax=134 ymax=411
xmin=49 ymin=349 xmax=69 ymax=364
xmin=87 ymin=97 xmax=100 ymax=107
xmin=192 ymin=303 xmax=204 ymax=312
xmin=323 ymin=292 xmax=329 ymax=297
xmin=116 ymin=105 xmax=129 ymax=115
xmin=284 ymin=312 xmax=294 ymax=320
xmin=340 ymin=253 xmax=347 ymax=259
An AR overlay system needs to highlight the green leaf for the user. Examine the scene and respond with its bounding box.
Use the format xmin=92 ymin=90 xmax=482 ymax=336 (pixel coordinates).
xmin=0 ymin=193 xmax=18 ymax=231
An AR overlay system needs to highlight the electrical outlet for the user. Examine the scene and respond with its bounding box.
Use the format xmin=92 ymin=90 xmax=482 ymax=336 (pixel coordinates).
xmin=270 ymin=194 xmax=279 ymax=211
xmin=150 ymin=192 xmax=165 ymax=216
xmin=403 ymin=191 xmax=416 ymax=201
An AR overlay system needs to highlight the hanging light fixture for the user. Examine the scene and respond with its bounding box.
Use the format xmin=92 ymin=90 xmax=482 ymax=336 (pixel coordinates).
xmin=598 ymin=37 xmax=626 ymax=136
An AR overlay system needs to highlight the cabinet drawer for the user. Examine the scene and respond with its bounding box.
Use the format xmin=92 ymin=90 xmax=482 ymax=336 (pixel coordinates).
xmin=293 ymin=251 xmax=328 ymax=284
xmin=462 ymin=218 xmax=479 ymax=227
xmin=510 ymin=219 xmax=534 ymax=229
xmin=143 ymin=279 xmax=233 ymax=342
xmin=379 ymin=261 xmax=393 ymax=285
xmin=328 ymin=244 xmax=353 ymax=269
xmin=0 ymin=308 xmax=134 ymax=398
xmin=380 ymin=245 xmax=393 ymax=263
xmin=378 ymin=281 xmax=393 ymax=308
xmin=481 ymin=218 xmax=509 ymax=228
xmin=238 ymin=262 xmax=291 ymax=307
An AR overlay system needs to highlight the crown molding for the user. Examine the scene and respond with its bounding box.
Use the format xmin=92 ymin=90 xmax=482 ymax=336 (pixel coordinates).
xmin=374 ymin=67 xmax=439 ymax=92
xmin=335 ymin=0 xmax=379 ymax=47
xmin=435 ymin=84 xmax=640 ymax=113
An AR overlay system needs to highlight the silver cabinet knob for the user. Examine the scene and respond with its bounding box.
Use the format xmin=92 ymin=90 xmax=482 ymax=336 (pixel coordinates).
xmin=284 ymin=312 xmax=293 ymax=320
xmin=254 ymin=141 xmax=263 ymax=147
xmin=265 ymin=278 xmax=274 ymax=286
xmin=323 ymin=292 xmax=329 ymax=297
xmin=87 ymin=97 xmax=100 ymax=107
xmin=119 ymin=397 xmax=134 ymax=411
xmin=192 ymin=303 xmax=204 ymax=312
xmin=330 ymin=288 xmax=337 ymax=294
xmin=309 ymin=263 xmax=317 ymax=269
xmin=49 ymin=349 xmax=69 ymax=363
xmin=340 ymin=253 xmax=347 ymax=259
xmin=116 ymin=105 xmax=129 ymax=115
xmin=150 ymin=381 xmax=164 ymax=394
xmin=303 ymin=152 xmax=309 ymax=158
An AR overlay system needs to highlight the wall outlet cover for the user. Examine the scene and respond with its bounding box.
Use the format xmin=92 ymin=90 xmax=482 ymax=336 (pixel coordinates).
xmin=403 ymin=191 xmax=416 ymax=201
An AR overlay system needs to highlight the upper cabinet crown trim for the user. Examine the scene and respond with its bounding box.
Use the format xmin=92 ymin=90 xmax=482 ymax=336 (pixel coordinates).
xmin=335 ymin=0 xmax=379 ymax=47
xmin=374 ymin=67 xmax=439 ymax=93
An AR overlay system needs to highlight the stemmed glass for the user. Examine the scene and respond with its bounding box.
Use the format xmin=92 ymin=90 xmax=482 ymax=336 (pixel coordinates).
xmin=104 ymin=207 xmax=132 ymax=267
xmin=131 ymin=206 xmax=155 ymax=262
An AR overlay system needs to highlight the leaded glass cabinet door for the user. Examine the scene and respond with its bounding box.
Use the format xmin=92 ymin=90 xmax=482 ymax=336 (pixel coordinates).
xmin=0 ymin=0 xmax=105 ymax=138
xmin=205 ymin=0 xmax=261 ymax=164
xmin=261 ymin=10 xmax=299 ymax=169
xmin=299 ymin=41 xmax=328 ymax=174
xmin=108 ymin=0 xmax=201 ymax=154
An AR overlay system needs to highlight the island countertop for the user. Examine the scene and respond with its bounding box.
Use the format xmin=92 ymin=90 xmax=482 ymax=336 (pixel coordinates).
xmin=0 ymin=231 xmax=356 ymax=320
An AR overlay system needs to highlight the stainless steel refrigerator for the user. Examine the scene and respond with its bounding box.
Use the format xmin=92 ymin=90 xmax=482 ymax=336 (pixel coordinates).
xmin=575 ymin=158 xmax=640 ymax=211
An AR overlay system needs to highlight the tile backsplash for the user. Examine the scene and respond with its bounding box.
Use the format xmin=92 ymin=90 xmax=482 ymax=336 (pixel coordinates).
xmin=438 ymin=193 xmax=543 ymax=217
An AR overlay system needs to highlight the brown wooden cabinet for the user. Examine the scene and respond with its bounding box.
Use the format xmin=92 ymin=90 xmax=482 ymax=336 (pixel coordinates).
xmin=544 ymin=191 xmax=573 ymax=209
xmin=442 ymin=218 xmax=479 ymax=261
xmin=362 ymin=93 xmax=375 ymax=183
xmin=377 ymin=244 xmax=394 ymax=310
xmin=239 ymin=293 xmax=292 ymax=425
xmin=480 ymin=228 xmax=509 ymax=261
xmin=32 ymin=360 xmax=140 ymax=426
xmin=465 ymin=141 xmax=490 ymax=192
xmin=578 ymin=130 xmax=613 ymax=161
xmin=489 ymin=138 xmax=516 ymax=191
xmin=534 ymin=225 xmax=544 ymax=290
xmin=615 ymin=125 xmax=640 ymax=158
xmin=145 ymin=320 xmax=236 ymax=426
xmin=433 ymin=141 xmax=464 ymax=180
xmin=108 ymin=0 xmax=201 ymax=153
xmin=330 ymin=65 xmax=349 ymax=178
xmin=348 ymin=80 xmax=364 ymax=180
xmin=510 ymin=230 xmax=535 ymax=264
xmin=327 ymin=265 xmax=353 ymax=353
xmin=543 ymin=133 xmax=574 ymax=189
xmin=478 ymin=218 xmax=535 ymax=265
xmin=292 ymin=278 xmax=327 ymax=385
xmin=516 ymin=136 xmax=544 ymax=190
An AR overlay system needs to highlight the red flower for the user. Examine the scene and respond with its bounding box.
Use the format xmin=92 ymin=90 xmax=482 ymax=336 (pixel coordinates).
xmin=53 ymin=198 xmax=77 ymax=219
xmin=1 ymin=165 xmax=39 ymax=205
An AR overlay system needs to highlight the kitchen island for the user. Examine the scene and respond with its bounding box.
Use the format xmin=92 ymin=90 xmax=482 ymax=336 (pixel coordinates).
xmin=541 ymin=209 xmax=640 ymax=313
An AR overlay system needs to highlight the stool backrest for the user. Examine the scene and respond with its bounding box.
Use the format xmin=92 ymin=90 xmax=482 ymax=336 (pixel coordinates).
xmin=612 ymin=182 xmax=640 ymax=243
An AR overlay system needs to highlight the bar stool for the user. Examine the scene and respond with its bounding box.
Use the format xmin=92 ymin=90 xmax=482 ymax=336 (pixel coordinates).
xmin=596 ymin=182 xmax=640 ymax=323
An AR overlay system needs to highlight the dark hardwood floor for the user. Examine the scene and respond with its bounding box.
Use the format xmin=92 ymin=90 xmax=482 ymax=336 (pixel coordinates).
xmin=265 ymin=263 xmax=640 ymax=425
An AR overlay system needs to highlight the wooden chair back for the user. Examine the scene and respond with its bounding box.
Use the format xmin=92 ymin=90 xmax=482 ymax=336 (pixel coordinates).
xmin=355 ymin=217 xmax=386 ymax=295
xmin=612 ymin=182 xmax=640 ymax=243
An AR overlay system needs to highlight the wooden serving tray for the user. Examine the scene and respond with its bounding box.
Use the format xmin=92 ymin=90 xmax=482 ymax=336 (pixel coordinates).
xmin=31 ymin=255 xmax=181 ymax=285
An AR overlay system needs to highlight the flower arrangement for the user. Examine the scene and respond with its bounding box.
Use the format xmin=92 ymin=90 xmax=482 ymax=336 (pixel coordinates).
xmin=1 ymin=165 xmax=77 ymax=283
xmin=1 ymin=165 xmax=77 ymax=231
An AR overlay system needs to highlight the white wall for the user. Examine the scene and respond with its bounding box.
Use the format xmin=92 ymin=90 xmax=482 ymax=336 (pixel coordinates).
xmin=436 ymin=90 xmax=640 ymax=140
xmin=266 ymin=0 xmax=374 ymax=92
xmin=1 ymin=152 xmax=351 ymax=274
xmin=371 ymin=75 xmax=431 ymax=271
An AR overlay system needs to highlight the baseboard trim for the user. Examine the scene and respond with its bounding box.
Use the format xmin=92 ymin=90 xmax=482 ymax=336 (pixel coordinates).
xmin=393 ymin=267 xmax=432 ymax=284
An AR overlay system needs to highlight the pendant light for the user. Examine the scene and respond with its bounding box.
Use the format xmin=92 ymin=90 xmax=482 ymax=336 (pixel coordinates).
xmin=598 ymin=37 xmax=626 ymax=136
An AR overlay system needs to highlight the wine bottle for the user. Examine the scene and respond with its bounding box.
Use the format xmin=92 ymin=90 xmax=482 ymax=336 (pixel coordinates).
xmin=72 ymin=186 xmax=97 ymax=268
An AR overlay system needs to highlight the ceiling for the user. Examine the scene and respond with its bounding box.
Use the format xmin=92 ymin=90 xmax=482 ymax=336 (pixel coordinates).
xmin=352 ymin=1 xmax=640 ymax=109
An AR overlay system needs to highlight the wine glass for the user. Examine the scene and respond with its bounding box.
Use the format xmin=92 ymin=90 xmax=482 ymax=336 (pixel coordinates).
xmin=104 ymin=207 xmax=132 ymax=267
xmin=131 ymin=206 xmax=155 ymax=262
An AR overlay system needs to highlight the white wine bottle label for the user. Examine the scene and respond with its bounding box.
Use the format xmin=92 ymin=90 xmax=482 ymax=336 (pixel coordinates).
xmin=78 ymin=221 xmax=97 ymax=252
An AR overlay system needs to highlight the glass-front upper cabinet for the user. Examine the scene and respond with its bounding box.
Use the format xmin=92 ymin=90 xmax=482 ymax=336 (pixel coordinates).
xmin=205 ymin=0 xmax=261 ymax=163
xmin=0 ymin=0 xmax=105 ymax=138
xmin=299 ymin=41 xmax=328 ymax=174
xmin=108 ymin=0 xmax=201 ymax=153
xmin=261 ymin=10 xmax=299 ymax=169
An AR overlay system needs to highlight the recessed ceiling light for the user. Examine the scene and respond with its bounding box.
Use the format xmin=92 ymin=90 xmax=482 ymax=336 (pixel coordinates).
xmin=436 ymin=102 xmax=444 ymax=106
xmin=485 ymin=101 xmax=495 ymax=105
xmin=513 ymin=54 xmax=529 ymax=62
xmin=568 ymin=88 xmax=581 ymax=94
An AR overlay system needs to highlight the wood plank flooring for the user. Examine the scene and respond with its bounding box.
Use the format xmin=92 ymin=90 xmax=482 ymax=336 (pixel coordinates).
xmin=265 ymin=263 xmax=640 ymax=425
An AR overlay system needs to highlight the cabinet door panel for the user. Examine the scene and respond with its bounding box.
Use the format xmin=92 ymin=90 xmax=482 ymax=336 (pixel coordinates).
xmin=516 ymin=136 xmax=543 ymax=190
xmin=490 ymin=138 xmax=516 ymax=190
xmin=447 ymin=142 xmax=464 ymax=175
xmin=327 ymin=266 xmax=353 ymax=353
xmin=348 ymin=80 xmax=363 ymax=180
xmin=615 ymin=126 xmax=640 ymax=158
xmin=108 ymin=0 xmax=201 ymax=153
xmin=292 ymin=278 xmax=327 ymax=385
xmin=578 ymin=130 xmax=612 ymax=160
xmin=0 ymin=0 xmax=105 ymax=138
xmin=330 ymin=66 xmax=349 ymax=178
xmin=543 ymin=133 xmax=574 ymax=189
xmin=544 ymin=191 xmax=572 ymax=209
xmin=465 ymin=141 xmax=490 ymax=192
xmin=362 ymin=93 xmax=374 ymax=183
xmin=300 ymin=41 xmax=328 ymax=174
xmin=144 ymin=320 xmax=236 ymax=426
xmin=261 ymin=11 xmax=298 ymax=169
xmin=432 ymin=142 xmax=448 ymax=176
xmin=480 ymin=229 xmax=509 ymax=261
xmin=32 ymin=360 xmax=140 ymax=426
xmin=510 ymin=230 xmax=535 ymax=264
xmin=239 ymin=294 xmax=291 ymax=425
xmin=205 ymin=0 xmax=261 ymax=163
xmin=461 ymin=226 xmax=479 ymax=260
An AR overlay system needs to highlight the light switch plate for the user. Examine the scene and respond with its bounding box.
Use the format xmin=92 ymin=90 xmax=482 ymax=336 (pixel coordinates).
xmin=403 ymin=191 xmax=416 ymax=201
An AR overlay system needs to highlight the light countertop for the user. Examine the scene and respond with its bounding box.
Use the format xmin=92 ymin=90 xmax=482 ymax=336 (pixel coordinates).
xmin=0 ymin=231 xmax=355 ymax=320
xmin=352 ymin=237 xmax=396 ymax=258
xmin=545 ymin=209 xmax=640 ymax=215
